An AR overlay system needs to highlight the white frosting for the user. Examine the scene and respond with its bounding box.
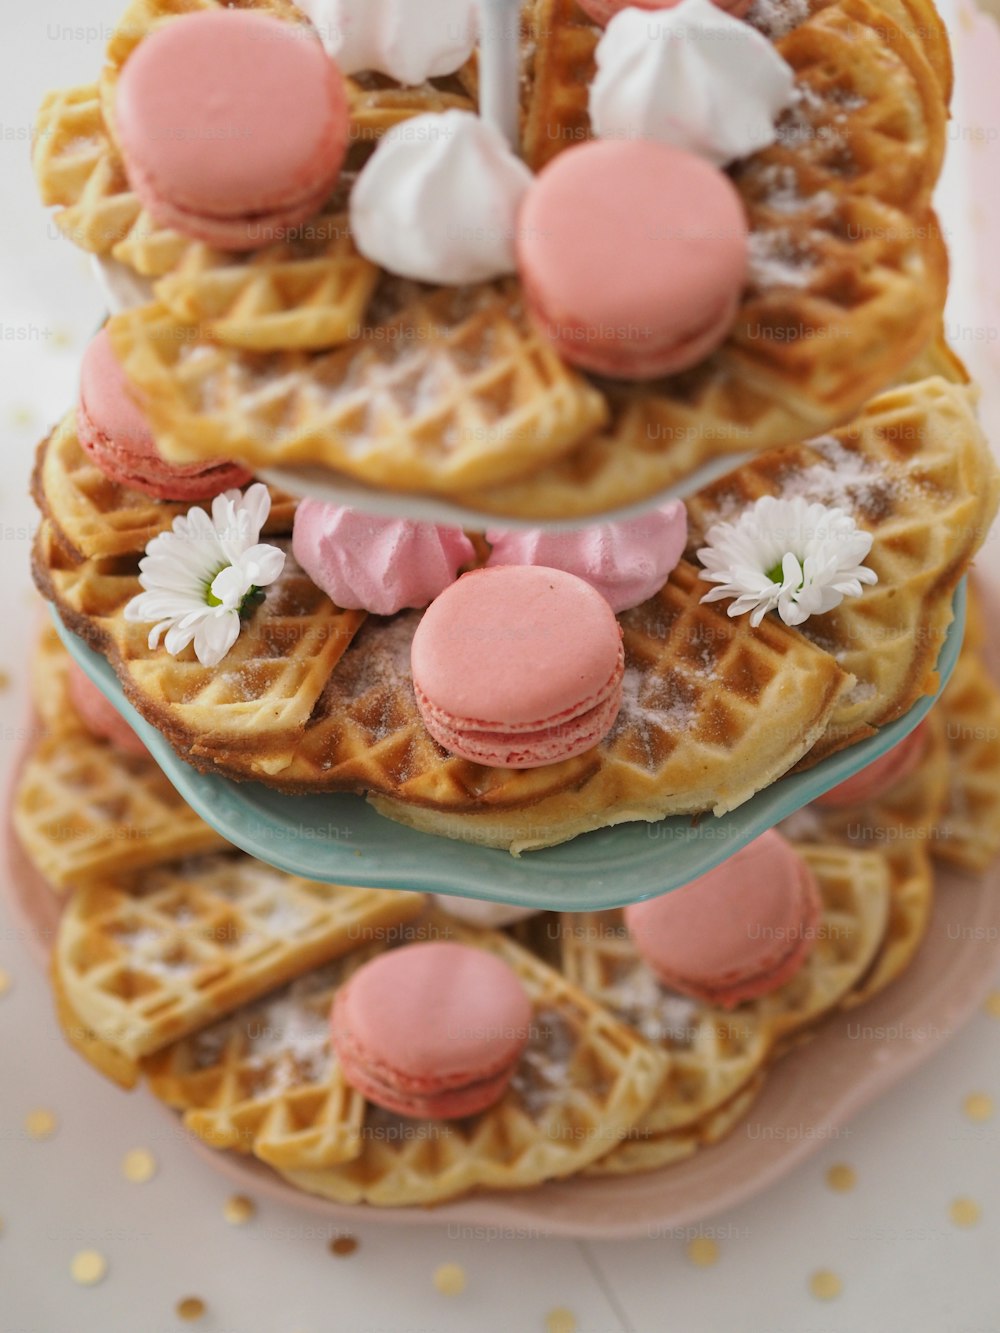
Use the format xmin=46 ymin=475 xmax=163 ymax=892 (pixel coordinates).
xmin=589 ymin=0 xmax=795 ymax=167
xmin=350 ymin=111 xmax=533 ymax=284
xmin=296 ymin=0 xmax=478 ymax=84
xmin=432 ymin=895 xmax=540 ymax=928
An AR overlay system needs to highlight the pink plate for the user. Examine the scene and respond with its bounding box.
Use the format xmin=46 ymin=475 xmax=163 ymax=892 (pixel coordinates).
xmin=6 ymin=589 xmax=1000 ymax=1239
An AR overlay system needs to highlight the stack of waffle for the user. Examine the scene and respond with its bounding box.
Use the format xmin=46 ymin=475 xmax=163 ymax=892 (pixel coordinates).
xmin=11 ymin=613 xmax=1000 ymax=1204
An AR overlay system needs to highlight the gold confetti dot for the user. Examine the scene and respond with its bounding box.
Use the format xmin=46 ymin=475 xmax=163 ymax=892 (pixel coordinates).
xmin=809 ymin=1270 xmax=842 ymax=1301
xmin=963 ymin=1093 xmax=994 ymax=1122
xmin=329 ymin=1234 xmax=358 ymax=1256
xmin=825 ymin=1163 xmax=857 ymax=1193
xmin=50 ymin=328 xmax=74 ymax=350
xmin=71 ymin=1250 xmax=107 ymax=1286
xmin=950 ymin=1198 xmax=982 ymax=1228
xmin=546 ymin=1309 xmax=577 ymax=1333
xmin=176 ymin=1296 xmax=206 ymax=1321
xmin=984 ymin=991 xmax=1000 ymax=1019
xmin=0 ymin=672 xmax=9 ymax=693
xmin=686 ymin=1237 xmax=719 ymax=1267
xmin=223 ymin=1195 xmax=255 ymax=1225
xmin=433 ymin=1263 xmax=467 ymax=1295
xmin=25 ymin=1108 xmax=57 ymax=1140
xmin=0 ymin=967 xmax=11 ymax=996
xmin=10 ymin=406 xmax=34 ymax=428
xmin=122 ymin=1148 xmax=157 ymax=1184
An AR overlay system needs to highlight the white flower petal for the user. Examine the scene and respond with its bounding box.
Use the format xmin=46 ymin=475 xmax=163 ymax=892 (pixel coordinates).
xmin=193 ymin=611 xmax=241 ymax=668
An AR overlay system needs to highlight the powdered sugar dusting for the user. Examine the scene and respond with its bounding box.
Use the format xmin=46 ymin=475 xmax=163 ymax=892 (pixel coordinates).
xmin=604 ymin=964 xmax=701 ymax=1046
xmin=748 ymin=0 xmax=810 ymax=40
xmin=748 ymin=229 xmax=817 ymax=290
xmin=779 ymin=436 xmax=903 ymax=517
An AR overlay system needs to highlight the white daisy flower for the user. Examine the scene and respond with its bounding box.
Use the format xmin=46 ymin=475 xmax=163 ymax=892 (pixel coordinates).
xmin=124 ymin=484 xmax=286 ymax=668
xmin=697 ymin=495 xmax=877 ymax=628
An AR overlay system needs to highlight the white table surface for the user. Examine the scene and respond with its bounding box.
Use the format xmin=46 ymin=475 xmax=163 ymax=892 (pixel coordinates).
xmin=2 ymin=3 xmax=999 ymax=1330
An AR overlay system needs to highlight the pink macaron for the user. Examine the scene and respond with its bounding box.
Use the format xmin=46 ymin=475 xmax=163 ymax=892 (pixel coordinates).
xmin=578 ymin=0 xmax=752 ymax=24
xmin=624 ymin=831 xmax=822 ymax=1008
xmin=411 ymin=565 xmax=625 ymax=769
xmin=67 ymin=663 xmax=148 ymax=758
xmin=115 ymin=11 xmax=349 ymax=250
xmin=292 ymin=501 xmax=476 ymax=616
xmin=78 ymin=329 xmax=252 ymax=500
xmin=516 ymin=139 xmax=748 ymax=379
xmin=816 ymin=722 xmax=930 ymax=810
xmin=331 ymin=942 xmax=533 ymax=1119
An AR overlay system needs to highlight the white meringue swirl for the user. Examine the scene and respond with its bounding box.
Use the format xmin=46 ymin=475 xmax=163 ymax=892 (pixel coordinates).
xmin=295 ymin=0 xmax=478 ymax=85
xmin=350 ymin=110 xmax=534 ymax=284
xmin=590 ymin=0 xmax=795 ymax=167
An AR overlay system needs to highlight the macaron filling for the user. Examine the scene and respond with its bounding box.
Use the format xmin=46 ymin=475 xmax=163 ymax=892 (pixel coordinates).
xmin=415 ymin=653 xmax=624 ymax=768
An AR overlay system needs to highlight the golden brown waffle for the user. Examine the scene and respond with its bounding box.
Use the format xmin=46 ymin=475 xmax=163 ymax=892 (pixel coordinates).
xmin=31 ymin=621 xmax=80 ymax=738
xmin=34 ymin=412 xmax=298 ymax=562
xmin=778 ymin=709 xmax=948 ymax=1005
xmin=107 ymin=285 xmax=611 ymax=494
xmin=150 ymin=209 xmax=379 ymax=352
xmin=345 ymin=73 xmax=475 ymax=140
xmin=262 ymin=562 xmax=844 ymax=845
xmin=278 ymin=920 xmax=666 ymax=1205
xmin=38 ymin=0 xmax=948 ymax=509
xmin=585 ymin=1073 xmax=767 ymax=1178
xmin=144 ymin=956 xmax=374 ymax=1169
xmin=33 ymin=84 xmax=144 ymax=255
xmin=455 ymin=327 xmax=962 ymax=525
xmin=935 ymin=650 xmax=1000 ymax=873
xmin=35 ymin=528 xmax=849 ymax=840
xmin=33 ymin=521 xmax=365 ymax=778
xmin=560 ymin=843 xmax=890 ymax=1147
xmin=51 ymin=960 xmax=142 ymax=1090
xmin=13 ymin=729 xmax=229 ymax=892
xmin=686 ymin=377 xmax=1000 ymax=765
xmin=52 ymin=852 xmax=424 ymax=1061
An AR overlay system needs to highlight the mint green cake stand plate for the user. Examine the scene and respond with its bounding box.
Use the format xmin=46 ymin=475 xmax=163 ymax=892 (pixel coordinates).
xmin=52 ymin=582 xmax=965 ymax=910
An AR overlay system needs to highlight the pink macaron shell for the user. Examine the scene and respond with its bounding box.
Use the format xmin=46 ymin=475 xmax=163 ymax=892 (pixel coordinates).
xmin=816 ymin=722 xmax=930 ymax=810
xmin=412 ymin=566 xmax=623 ymax=729
xmin=486 ymin=501 xmax=688 ymax=613
xmin=67 ymin=663 xmax=149 ymax=758
xmin=578 ymin=0 xmax=751 ymax=23
xmin=292 ymin=501 xmax=475 ymax=615
xmin=115 ymin=11 xmax=349 ymax=249
xmin=516 ymin=140 xmax=748 ymax=380
xmin=331 ymin=942 xmax=533 ymax=1120
xmin=624 ymin=831 xmax=822 ymax=1008
xmin=78 ymin=329 xmax=252 ymax=500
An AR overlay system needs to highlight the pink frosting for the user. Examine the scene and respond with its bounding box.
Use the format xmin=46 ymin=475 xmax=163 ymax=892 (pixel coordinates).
xmin=624 ymin=830 xmax=822 ymax=1008
xmin=486 ymin=501 xmax=687 ymax=612
xmin=816 ymin=722 xmax=930 ymax=810
xmin=291 ymin=500 xmax=475 ymax=615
